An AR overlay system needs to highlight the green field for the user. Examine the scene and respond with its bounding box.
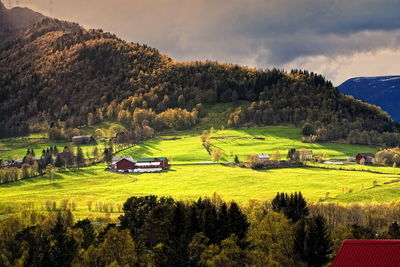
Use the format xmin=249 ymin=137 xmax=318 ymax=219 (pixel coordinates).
xmin=0 ymin=120 xmax=395 ymax=215
xmin=0 ymin=137 xmax=106 ymax=160
xmin=119 ymin=126 xmax=377 ymax=163
xmin=0 ymin=164 xmax=398 ymax=214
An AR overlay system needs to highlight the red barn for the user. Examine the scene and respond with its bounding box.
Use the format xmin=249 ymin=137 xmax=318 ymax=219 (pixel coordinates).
xmin=332 ymin=240 xmax=400 ymax=267
xmin=112 ymin=157 xmax=135 ymax=171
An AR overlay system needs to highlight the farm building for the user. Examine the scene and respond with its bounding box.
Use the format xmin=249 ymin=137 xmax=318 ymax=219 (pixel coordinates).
xmin=355 ymin=153 xmax=374 ymax=164
xmin=288 ymin=149 xmax=313 ymax=161
xmin=296 ymin=150 xmax=313 ymax=161
xmin=111 ymin=156 xmax=169 ymax=173
xmin=112 ymin=157 xmax=135 ymax=172
xmin=137 ymin=157 xmax=169 ymax=169
xmin=72 ymin=135 xmax=96 ymax=145
xmin=332 ymin=239 xmax=400 ymax=267
xmin=134 ymin=162 xmax=163 ymax=173
xmin=257 ymin=154 xmax=270 ymax=163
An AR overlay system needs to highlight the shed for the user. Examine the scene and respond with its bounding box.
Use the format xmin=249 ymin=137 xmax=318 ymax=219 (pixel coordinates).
xmin=332 ymin=239 xmax=400 ymax=267
xmin=72 ymin=135 xmax=96 ymax=145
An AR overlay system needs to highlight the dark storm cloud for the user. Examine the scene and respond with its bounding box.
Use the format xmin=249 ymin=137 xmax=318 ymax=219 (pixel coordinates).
xmin=15 ymin=0 xmax=400 ymax=73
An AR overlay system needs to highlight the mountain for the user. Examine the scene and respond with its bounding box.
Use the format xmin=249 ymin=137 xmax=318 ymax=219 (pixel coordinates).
xmin=0 ymin=1 xmax=45 ymax=44
xmin=338 ymin=76 xmax=400 ymax=122
xmin=0 ymin=15 xmax=398 ymax=141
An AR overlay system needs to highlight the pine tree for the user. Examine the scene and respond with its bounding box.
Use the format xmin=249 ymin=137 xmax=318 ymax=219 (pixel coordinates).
xmin=49 ymin=213 xmax=77 ymax=267
xmin=387 ymin=222 xmax=400 ymax=239
xmin=54 ymin=154 xmax=65 ymax=168
xmin=271 ymin=192 xmax=309 ymax=222
xmin=72 ymin=218 xmax=95 ymax=250
xmin=293 ymin=216 xmax=332 ymax=267
xmin=227 ymin=202 xmax=249 ymax=241
xmin=76 ymin=146 xmax=85 ymax=169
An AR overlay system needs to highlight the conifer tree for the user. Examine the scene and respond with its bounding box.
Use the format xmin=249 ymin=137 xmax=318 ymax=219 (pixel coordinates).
xmin=76 ymin=146 xmax=85 ymax=169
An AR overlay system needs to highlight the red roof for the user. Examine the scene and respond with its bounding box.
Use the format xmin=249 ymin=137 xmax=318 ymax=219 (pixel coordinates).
xmin=332 ymin=240 xmax=400 ymax=267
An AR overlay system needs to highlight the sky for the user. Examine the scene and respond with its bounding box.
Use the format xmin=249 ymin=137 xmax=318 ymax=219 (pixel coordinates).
xmin=10 ymin=0 xmax=400 ymax=85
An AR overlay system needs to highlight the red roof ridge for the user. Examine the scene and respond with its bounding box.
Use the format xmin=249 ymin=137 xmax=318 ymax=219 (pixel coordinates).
xmin=343 ymin=239 xmax=400 ymax=244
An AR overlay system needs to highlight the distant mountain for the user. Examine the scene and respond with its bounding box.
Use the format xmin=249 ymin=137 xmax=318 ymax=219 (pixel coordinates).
xmin=0 ymin=1 xmax=45 ymax=44
xmin=338 ymin=76 xmax=400 ymax=122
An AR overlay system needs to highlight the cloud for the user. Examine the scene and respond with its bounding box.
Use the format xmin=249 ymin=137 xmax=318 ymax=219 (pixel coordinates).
xmin=12 ymin=0 xmax=400 ymax=83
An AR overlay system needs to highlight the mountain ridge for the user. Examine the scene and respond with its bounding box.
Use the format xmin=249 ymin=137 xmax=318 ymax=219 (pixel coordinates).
xmin=0 ymin=1 xmax=45 ymax=45
xmin=338 ymin=75 xmax=400 ymax=122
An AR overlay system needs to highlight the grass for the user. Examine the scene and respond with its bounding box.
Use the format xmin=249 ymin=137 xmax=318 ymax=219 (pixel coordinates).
xmin=306 ymin=162 xmax=400 ymax=175
xmin=118 ymin=126 xmax=377 ymax=163
xmin=0 ymin=137 xmax=106 ymax=160
xmin=0 ymin=103 xmax=392 ymax=215
xmin=119 ymin=135 xmax=210 ymax=163
xmin=0 ymin=164 xmax=397 ymax=215
xmin=210 ymin=127 xmax=377 ymax=161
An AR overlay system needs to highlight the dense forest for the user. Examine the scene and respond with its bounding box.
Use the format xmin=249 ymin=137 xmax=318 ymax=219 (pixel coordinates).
xmin=0 ymin=17 xmax=398 ymax=144
xmin=1 ymin=193 xmax=400 ymax=266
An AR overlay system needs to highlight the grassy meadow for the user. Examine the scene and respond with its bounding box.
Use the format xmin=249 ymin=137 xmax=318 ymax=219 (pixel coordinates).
xmin=0 ymin=112 xmax=396 ymax=216
xmin=118 ymin=126 xmax=377 ymax=163
xmin=0 ymin=163 xmax=398 ymax=215
xmin=0 ymin=136 xmax=106 ymax=160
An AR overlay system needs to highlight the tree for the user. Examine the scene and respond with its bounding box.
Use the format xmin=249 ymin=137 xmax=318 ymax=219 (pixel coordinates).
xmin=48 ymin=213 xmax=77 ymax=267
xmin=93 ymin=147 xmax=100 ymax=161
xmin=302 ymin=123 xmax=315 ymax=136
xmin=204 ymin=235 xmax=244 ymax=267
xmin=72 ymin=219 xmax=95 ymax=250
xmin=271 ymin=192 xmax=309 ymax=222
xmin=45 ymin=164 xmax=55 ymax=185
xmin=271 ymin=150 xmax=281 ymax=161
xmin=211 ymin=148 xmax=224 ymax=162
xmin=87 ymin=113 xmax=95 ymax=126
xmin=54 ymin=154 xmax=65 ymax=168
xmin=293 ymin=216 xmax=332 ymax=267
xmin=76 ymin=147 xmax=85 ymax=169
xmin=97 ymin=229 xmax=138 ymax=266
xmin=387 ymin=222 xmax=400 ymax=239
xmin=227 ymin=202 xmax=249 ymax=241
xmin=103 ymin=147 xmax=113 ymax=164
xmin=95 ymin=128 xmax=106 ymax=139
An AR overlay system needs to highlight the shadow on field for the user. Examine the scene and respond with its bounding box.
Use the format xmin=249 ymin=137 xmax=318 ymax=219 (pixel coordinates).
xmin=121 ymin=139 xmax=162 ymax=158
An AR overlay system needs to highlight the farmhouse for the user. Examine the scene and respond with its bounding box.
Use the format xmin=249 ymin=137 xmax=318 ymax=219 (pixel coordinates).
xmin=332 ymin=240 xmax=400 ymax=267
xmin=355 ymin=153 xmax=374 ymax=164
xmin=137 ymin=157 xmax=169 ymax=169
xmin=72 ymin=135 xmax=96 ymax=145
xmin=257 ymin=154 xmax=270 ymax=163
xmin=111 ymin=156 xmax=169 ymax=173
xmin=112 ymin=156 xmax=135 ymax=172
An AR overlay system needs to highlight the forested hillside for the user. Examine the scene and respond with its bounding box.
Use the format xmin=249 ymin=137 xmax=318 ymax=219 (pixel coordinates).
xmin=0 ymin=17 xmax=398 ymax=142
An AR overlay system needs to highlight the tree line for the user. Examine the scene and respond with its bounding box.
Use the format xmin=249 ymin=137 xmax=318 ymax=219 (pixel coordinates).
xmin=2 ymin=193 xmax=400 ymax=266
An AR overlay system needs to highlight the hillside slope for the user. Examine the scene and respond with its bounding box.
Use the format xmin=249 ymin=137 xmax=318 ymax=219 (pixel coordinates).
xmin=338 ymin=76 xmax=400 ymax=122
xmin=0 ymin=14 xmax=398 ymax=141
xmin=0 ymin=1 xmax=44 ymax=44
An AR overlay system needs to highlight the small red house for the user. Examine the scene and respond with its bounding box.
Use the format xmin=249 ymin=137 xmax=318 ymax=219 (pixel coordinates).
xmin=355 ymin=153 xmax=374 ymax=164
xmin=112 ymin=157 xmax=135 ymax=171
xmin=332 ymin=239 xmax=400 ymax=267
